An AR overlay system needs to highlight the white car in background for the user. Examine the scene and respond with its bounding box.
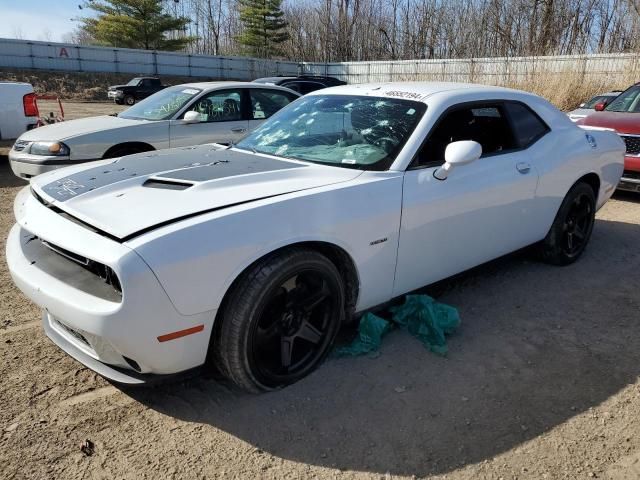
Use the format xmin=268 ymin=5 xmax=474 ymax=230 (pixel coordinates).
xmin=7 ymin=82 xmax=624 ymax=392
xmin=8 ymin=82 xmax=299 ymax=179
xmin=0 ymin=82 xmax=39 ymax=141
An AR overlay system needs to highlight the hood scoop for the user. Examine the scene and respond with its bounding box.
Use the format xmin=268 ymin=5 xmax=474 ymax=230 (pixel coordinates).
xmin=142 ymin=179 xmax=194 ymax=190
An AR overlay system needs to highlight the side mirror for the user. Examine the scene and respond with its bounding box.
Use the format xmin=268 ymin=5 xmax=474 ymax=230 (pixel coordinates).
xmin=183 ymin=111 xmax=202 ymax=124
xmin=434 ymin=140 xmax=482 ymax=180
xmin=594 ymin=102 xmax=606 ymax=111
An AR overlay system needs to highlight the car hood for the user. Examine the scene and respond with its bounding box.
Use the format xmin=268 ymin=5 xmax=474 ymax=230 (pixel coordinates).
xmin=108 ymin=84 xmax=127 ymax=90
xmin=18 ymin=115 xmax=145 ymax=142
xmin=30 ymin=145 xmax=363 ymax=241
xmin=579 ymin=111 xmax=640 ymax=135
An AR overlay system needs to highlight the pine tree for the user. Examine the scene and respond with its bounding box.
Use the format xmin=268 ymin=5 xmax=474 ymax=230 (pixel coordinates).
xmin=80 ymin=0 xmax=196 ymax=51
xmin=237 ymin=0 xmax=290 ymax=58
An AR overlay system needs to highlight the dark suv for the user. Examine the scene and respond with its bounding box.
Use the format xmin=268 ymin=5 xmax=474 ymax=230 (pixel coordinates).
xmin=107 ymin=77 xmax=167 ymax=105
xmin=252 ymin=75 xmax=346 ymax=95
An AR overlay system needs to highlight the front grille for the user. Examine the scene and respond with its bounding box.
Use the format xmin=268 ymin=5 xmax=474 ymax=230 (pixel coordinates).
xmin=54 ymin=318 xmax=91 ymax=347
xmin=13 ymin=140 xmax=30 ymax=152
xmin=39 ymin=238 xmax=122 ymax=296
xmin=620 ymin=135 xmax=640 ymax=155
xmin=622 ymin=170 xmax=640 ymax=180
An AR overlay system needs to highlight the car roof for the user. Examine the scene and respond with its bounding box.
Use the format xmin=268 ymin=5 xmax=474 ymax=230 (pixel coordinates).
xmin=253 ymin=77 xmax=296 ymax=84
xmin=306 ymin=82 xmax=520 ymax=101
xmin=173 ymin=81 xmax=298 ymax=93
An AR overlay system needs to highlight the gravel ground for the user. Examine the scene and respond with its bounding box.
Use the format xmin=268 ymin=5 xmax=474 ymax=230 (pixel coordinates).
xmin=1 ymin=102 xmax=640 ymax=479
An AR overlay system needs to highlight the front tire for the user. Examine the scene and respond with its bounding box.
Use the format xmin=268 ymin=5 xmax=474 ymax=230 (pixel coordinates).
xmin=539 ymin=182 xmax=596 ymax=265
xmin=215 ymin=249 xmax=345 ymax=393
xmin=124 ymin=95 xmax=135 ymax=106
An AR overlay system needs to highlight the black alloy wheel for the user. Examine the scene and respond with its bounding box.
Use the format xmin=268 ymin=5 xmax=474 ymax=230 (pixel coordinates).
xmin=249 ymin=269 xmax=339 ymax=386
xmin=561 ymin=192 xmax=594 ymax=258
xmin=539 ymin=182 xmax=596 ymax=265
xmin=215 ymin=249 xmax=345 ymax=392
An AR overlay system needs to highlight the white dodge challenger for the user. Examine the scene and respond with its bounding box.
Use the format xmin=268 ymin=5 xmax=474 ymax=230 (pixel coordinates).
xmin=7 ymin=82 xmax=624 ymax=392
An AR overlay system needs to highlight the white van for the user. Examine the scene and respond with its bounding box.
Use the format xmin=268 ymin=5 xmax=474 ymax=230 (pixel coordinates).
xmin=0 ymin=82 xmax=39 ymax=141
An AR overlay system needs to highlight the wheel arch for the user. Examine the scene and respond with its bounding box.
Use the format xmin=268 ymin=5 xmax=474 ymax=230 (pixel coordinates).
xmin=102 ymin=141 xmax=155 ymax=159
xmin=576 ymin=172 xmax=601 ymax=202
xmin=208 ymin=241 xmax=360 ymax=357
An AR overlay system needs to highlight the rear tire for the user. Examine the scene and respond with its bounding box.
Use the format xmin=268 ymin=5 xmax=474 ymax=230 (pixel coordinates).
xmin=215 ymin=249 xmax=345 ymax=393
xmin=539 ymin=182 xmax=596 ymax=265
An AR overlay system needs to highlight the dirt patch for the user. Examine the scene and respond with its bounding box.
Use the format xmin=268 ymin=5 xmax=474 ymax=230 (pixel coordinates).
xmin=1 ymin=154 xmax=640 ymax=478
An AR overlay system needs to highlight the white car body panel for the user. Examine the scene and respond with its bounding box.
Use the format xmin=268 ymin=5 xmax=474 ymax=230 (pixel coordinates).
xmin=6 ymin=82 xmax=625 ymax=383
xmin=8 ymin=82 xmax=300 ymax=179
xmin=0 ymin=82 xmax=37 ymax=140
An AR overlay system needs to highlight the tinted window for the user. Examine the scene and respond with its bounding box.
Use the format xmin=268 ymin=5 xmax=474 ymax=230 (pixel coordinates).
xmin=283 ymin=81 xmax=325 ymax=95
xmin=605 ymin=85 xmax=640 ymax=113
xmin=250 ymin=89 xmax=297 ymax=119
xmin=416 ymin=104 xmax=516 ymax=167
xmin=583 ymin=95 xmax=609 ymax=109
xmin=504 ymin=102 xmax=549 ymax=147
xmin=185 ymin=89 xmax=242 ymax=122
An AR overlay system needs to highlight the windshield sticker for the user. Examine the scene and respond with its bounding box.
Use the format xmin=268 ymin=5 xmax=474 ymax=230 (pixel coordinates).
xmin=341 ymin=159 xmax=357 ymax=164
xmin=384 ymin=90 xmax=426 ymax=101
xmin=182 ymin=88 xmax=199 ymax=95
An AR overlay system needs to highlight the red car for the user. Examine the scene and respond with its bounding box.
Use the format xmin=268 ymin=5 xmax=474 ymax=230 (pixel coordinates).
xmin=577 ymin=83 xmax=640 ymax=192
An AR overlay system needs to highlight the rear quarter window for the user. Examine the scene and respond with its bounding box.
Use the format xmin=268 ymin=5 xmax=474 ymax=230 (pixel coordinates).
xmin=504 ymin=102 xmax=550 ymax=148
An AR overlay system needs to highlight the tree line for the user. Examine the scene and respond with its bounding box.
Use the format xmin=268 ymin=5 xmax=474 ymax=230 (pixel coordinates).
xmin=70 ymin=0 xmax=640 ymax=60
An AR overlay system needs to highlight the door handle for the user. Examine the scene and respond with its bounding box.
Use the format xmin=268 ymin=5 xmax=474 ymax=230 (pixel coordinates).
xmin=516 ymin=162 xmax=531 ymax=174
xmin=231 ymin=127 xmax=247 ymax=133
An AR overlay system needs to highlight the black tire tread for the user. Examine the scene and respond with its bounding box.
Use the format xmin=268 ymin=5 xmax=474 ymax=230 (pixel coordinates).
xmin=215 ymin=248 xmax=344 ymax=393
xmin=539 ymin=181 xmax=595 ymax=266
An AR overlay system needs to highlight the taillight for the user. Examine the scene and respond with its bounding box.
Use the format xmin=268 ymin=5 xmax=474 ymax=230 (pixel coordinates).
xmin=23 ymin=93 xmax=39 ymax=117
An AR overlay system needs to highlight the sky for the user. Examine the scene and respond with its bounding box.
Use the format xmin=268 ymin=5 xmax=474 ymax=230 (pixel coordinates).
xmin=0 ymin=0 xmax=96 ymax=42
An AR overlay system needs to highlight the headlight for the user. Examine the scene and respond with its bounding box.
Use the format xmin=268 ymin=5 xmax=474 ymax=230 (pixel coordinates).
xmin=29 ymin=142 xmax=70 ymax=156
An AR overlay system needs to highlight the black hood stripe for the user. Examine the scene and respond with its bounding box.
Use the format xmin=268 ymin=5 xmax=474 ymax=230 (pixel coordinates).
xmin=40 ymin=148 xmax=305 ymax=202
xmin=32 ymin=185 xmax=309 ymax=243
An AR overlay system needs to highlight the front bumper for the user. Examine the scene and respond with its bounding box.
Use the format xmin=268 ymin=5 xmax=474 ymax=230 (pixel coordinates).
xmin=6 ymin=188 xmax=216 ymax=383
xmin=108 ymin=91 xmax=123 ymax=100
xmin=617 ymin=154 xmax=640 ymax=192
xmin=618 ymin=170 xmax=640 ymax=193
xmin=9 ymin=149 xmax=79 ymax=179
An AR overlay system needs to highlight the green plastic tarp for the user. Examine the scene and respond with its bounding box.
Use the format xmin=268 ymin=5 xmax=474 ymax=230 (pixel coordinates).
xmin=333 ymin=294 xmax=460 ymax=357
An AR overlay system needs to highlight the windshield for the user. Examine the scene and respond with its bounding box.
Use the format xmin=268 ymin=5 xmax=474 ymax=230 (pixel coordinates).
xmin=127 ymin=78 xmax=141 ymax=86
xmin=605 ymin=85 xmax=640 ymax=113
xmin=118 ymin=86 xmax=201 ymax=121
xmin=236 ymin=95 xmax=426 ymax=170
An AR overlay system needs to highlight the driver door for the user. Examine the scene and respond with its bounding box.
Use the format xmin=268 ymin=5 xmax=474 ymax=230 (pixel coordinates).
xmin=393 ymin=102 xmax=544 ymax=296
xmin=169 ymin=89 xmax=249 ymax=147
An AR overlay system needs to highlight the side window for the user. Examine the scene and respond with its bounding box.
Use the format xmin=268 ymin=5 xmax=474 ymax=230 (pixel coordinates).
xmin=416 ymin=104 xmax=517 ymax=167
xmin=250 ymin=89 xmax=296 ymax=120
xmin=504 ymin=102 xmax=549 ymax=147
xmin=185 ymin=90 xmax=242 ymax=122
xmin=281 ymin=82 xmax=302 ymax=94
xmin=298 ymin=82 xmax=325 ymax=94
